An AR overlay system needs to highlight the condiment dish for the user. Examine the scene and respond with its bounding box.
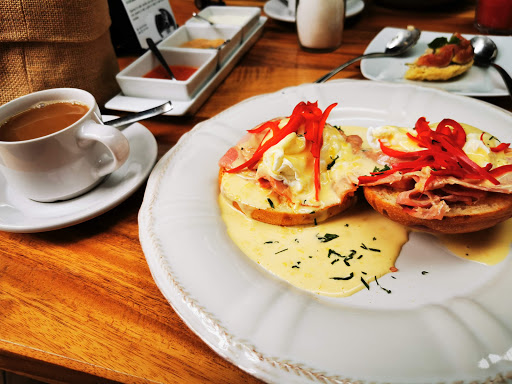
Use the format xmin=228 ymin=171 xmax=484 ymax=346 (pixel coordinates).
xmin=159 ymin=24 xmax=242 ymax=67
xmin=116 ymin=48 xmax=217 ymax=101
xmin=186 ymin=6 xmax=260 ymax=40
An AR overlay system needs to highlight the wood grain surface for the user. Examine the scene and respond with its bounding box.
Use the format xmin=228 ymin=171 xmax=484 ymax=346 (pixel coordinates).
xmin=1 ymin=0 xmax=510 ymax=383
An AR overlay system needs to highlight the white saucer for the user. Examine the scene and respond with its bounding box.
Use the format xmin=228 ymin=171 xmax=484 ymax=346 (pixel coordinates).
xmin=264 ymin=0 xmax=364 ymax=22
xmin=0 ymin=117 xmax=157 ymax=233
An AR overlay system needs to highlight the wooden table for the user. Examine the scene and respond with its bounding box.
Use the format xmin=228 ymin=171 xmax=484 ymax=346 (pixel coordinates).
xmin=1 ymin=1 xmax=510 ymax=383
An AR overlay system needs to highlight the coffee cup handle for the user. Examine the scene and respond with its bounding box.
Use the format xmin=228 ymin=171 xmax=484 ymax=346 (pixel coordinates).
xmin=78 ymin=122 xmax=130 ymax=177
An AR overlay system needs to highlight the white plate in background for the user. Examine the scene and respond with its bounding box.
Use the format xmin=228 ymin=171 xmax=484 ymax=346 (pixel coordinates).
xmin=361 ymin=27 xmax=512 ymax=97
xmin=139 ymin=80 xmax=512 ymax=384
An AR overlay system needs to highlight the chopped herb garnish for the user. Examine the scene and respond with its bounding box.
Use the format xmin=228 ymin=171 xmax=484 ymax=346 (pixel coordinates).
xmin=428 ymin=36 xmax=457 ymax=50
xmin=328 ymin=249 xmax=341 ymax=258
xmin=344 ymin=224 xmax=349 ymax=227
xmin=316 ymin=233 xmax=339 ymax=243
xmin=330 ymin=272 xmax=354 ymax=281
xmin=327 ymin=155 xmax=339 ymax=170
xmin=361 ymin=271 xmax=367 ymax=275
xmin=275 ymin=248 xmax=288 ymax=254
xmin=267 ymin=198 xmax=275 ymax=209
xmin=369 ymin=247 xmax=381 ymax=252
xmin=314 ymin=218 xmax=317 ymax=226
xmin=361 ymin=277 xmax=370 ymax=290
xmin=373 ymin=237 xmax=377 ymax=241
xmin=348 ymin=250 xmax=357 ymax=257
xmin=331 ymin=259 xmax=339 ymax=265
xmin=357 ymin=255 xmax=363 ymax=259
xmin=360 ymin=243 xmax=368 ymax=250
xmin=375 ymin=276 xmax=392 ymax=294
xmin=421 ymin=271 xmax=429 ymax=275
xmin=372 ymin=164 xmax=391 ymax=174
xmin=292 ymin=265 xmax=300 ymax=269
xmin=391 ymin=276 xmax=396 ymax=279
xmin=294 ymin=238 xmax=299 ymax=243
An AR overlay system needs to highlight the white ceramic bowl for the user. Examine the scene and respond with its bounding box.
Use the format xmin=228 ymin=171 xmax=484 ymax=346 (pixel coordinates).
xmin=186 ymin=6 xmax=261 ymax=41
xmin=116 ymin=48 xmax=217 ymax=101
xmin=159 ymin=24 xmax=242 ymax=67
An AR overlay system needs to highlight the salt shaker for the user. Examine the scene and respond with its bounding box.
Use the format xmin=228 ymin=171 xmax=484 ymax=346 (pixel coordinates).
xmin=296 ymin=0 xmax=345 ymax=52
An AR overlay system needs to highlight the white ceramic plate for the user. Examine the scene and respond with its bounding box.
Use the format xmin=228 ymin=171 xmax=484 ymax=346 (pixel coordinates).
xmin=361 ymin=27 xmax=512 ymax=97
xmin=264 ymin=0 xmax=365 ymax=22
xmin=0 ymin=118 xmax=157 ymax=233
xmin=139 ymin=80 xmax=512 ymax=384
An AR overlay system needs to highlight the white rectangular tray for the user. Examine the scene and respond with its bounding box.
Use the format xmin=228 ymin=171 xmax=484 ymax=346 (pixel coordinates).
xmin=105 ymin=16 xmax=267 ymax=116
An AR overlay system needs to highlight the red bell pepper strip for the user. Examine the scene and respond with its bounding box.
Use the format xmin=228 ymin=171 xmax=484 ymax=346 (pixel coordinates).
xmin=490 ymin=143 xmax=510 ymax=152
xmin=227 ymin=101 xmax=338 ymax=200
xmin=359 ymin=117 xmax=511 ymax=186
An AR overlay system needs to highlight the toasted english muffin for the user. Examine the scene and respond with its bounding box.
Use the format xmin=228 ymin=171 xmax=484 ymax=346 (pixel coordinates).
xmin=364 ymin=185 xmax=512 ymax=234
xmin=219 ymin=167 xmax=358 ymax=226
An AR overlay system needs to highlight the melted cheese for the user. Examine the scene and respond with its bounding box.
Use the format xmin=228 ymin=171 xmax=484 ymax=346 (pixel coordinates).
xmin=220 ymin=195 xmax=409 ymax=297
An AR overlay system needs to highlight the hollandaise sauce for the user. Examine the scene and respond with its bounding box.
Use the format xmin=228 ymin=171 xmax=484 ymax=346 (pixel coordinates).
xmin=437 ymin=219 xmax=512 ymax=265
xmin=219 ymin=195 xmax=409 ymax=297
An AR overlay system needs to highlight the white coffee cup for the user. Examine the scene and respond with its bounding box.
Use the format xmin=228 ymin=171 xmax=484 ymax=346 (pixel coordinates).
xmin=0 ymin=88 xmax=130 ymax=202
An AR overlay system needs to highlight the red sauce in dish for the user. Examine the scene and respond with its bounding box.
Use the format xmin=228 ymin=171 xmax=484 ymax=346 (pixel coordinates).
xmin=143 ymin=65 xmax=198 ymax=81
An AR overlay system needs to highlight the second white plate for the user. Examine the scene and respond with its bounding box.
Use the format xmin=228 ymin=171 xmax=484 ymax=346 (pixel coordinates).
xmin=361 ymin=27 xmax=512 ymax=97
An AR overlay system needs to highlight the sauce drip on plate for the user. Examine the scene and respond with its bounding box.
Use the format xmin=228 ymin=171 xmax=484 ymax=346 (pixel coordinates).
xmin=220 ymin=195 xmax=409 ymax=297
xmin=437 ymin=219 xmax=512 ymax=265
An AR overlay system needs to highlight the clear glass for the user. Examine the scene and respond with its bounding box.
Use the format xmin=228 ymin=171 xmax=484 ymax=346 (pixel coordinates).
xmin=474 ymin=0 xmax=512 ymax=35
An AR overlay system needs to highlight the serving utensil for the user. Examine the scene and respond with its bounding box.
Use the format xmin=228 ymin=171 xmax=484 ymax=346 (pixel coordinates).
xmin=192 ymin=12 xmax=214 ymax=25
xmin=470 ymin=36 xmax=512 ymax=101
xmin=105 ymin=101 xmax=173 ymax=129
xmin=315 ymin=26 xmax=421 ymax=83
xmin=146 ymin=38 xmax=176 ymax=80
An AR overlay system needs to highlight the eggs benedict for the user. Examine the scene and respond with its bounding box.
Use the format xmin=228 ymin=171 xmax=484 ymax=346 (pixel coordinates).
xmin=218 ymin=101 xmax=378 ymax=226
xmin=359 ymin=117 xmax=512 ymax=233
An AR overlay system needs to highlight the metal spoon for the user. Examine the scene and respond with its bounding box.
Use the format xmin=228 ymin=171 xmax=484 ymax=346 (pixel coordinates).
xmin=470 ymin=36 xmax=512 ymax=101
xmin=105 ymin=101 xmax=173 ymax=129
xmin=315 ymin=26 xmax=421 ymax=83
xmin=192 ymin=12 xmax=214 ymax=25
xmin=146 ymin=38 xmax=176 ymax=80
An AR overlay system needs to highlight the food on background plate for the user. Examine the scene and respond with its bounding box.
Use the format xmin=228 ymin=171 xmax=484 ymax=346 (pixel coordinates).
xmin=404 ymin=33 xmax=474 ymax=81
xmin=218 ymin=101 xmax=378 ymax=226
xmin=359 ymin=118 xmax=512 ymax=233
